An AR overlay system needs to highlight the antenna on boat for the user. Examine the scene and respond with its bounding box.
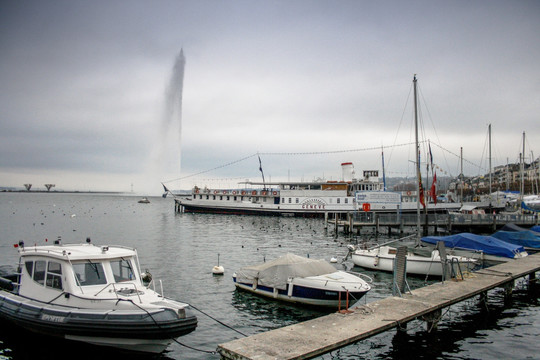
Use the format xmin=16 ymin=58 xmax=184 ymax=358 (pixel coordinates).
xmin=258 ymin=154 xmax=267 ymax=190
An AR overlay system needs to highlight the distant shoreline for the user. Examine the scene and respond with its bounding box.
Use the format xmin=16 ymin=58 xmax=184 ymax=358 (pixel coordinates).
xmin=1 ymin=190 xmax=124 ymax=194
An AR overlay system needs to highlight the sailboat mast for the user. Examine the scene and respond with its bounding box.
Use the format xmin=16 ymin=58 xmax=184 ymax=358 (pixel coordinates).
xmin=488 ymin=124 xmax=492 ymax=196
xmin=413 ymin=75 xmax=421 ymax=238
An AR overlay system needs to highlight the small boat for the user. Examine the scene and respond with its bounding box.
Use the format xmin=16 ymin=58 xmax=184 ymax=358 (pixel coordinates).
xmin=233 ymin=253 xmax=371 ymax=308
xmin=491 ymin=231 xmax=540 ymax=250
xmin=138 ymin=197 xmax=150 ymax=204
xmin=421 ymin=233 xmax=528 ymax=265
xmin=0 ymin=239 xmax=197 ymax=353
xmin=350 ymin=245 xmax=478 ymax=277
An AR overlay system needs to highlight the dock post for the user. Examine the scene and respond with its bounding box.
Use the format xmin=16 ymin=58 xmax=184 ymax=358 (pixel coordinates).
xmin=349 ymin=213 xmax=354 ymax=234
xmin=503 ymin=281 xmax=514 ymax=305
xmin=529 ymin=272 xmax=538 ymax=294
xmin=324 ymin=212 xmax=328 ymax=229
xmin=375 ymin=214 xmax=380 ymax=235
xmin=423 ymin=309 xmax=442 ymax=332
xmin=492 ymin=213 xmax=497 ymax=232
xmin=334 ymin=213 xmax=338 ymax=236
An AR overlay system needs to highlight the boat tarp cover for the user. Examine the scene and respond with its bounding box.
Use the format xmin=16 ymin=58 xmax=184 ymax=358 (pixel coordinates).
xmin=491 ymin=231 xmax=540 ymax=249
xmin=421 ymin=233 xmax=525 ymax=259
xmin=235 ymin=253 xmax=337 ymax=290
xmin=502 ymin=223 xmax=540 ymax=235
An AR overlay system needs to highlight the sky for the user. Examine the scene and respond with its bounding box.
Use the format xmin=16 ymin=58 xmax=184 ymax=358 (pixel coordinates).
xmin=1 ymin=0 xmax=539 ymax=194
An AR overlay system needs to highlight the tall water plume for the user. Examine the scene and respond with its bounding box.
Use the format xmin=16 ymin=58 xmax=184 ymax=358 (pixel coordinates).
xmin=144 ymin=49 xmax=186 ymax=194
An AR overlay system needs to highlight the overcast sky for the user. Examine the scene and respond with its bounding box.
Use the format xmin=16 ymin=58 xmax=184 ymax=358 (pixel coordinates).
xmin=1 ymin=0 xmax=539 ymax=194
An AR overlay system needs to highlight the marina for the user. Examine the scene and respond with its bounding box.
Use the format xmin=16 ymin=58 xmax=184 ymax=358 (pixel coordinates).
xmin=1 ymin=193 xmax=540 ymax=360
xmin=218 ymin=253 xmax=540 ymax=359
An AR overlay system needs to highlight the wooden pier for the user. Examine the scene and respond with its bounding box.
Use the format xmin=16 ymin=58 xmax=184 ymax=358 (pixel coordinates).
xmin=327 ymin=212 xmax=539 ymax=235
xmin=217 ymin=253 xmax=540 ymax=360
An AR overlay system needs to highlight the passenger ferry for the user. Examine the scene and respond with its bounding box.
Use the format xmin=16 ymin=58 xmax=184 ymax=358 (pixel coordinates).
xmin=174 ymin=162 xmax=461 ymax=217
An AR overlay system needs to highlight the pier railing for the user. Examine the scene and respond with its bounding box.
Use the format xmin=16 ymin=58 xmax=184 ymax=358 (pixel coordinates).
xmin=335 ymin=211 xmax=539 ymax=234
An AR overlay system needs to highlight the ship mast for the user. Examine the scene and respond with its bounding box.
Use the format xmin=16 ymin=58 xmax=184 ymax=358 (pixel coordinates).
xmin=413 ymin=75 xmax=421 ymax=242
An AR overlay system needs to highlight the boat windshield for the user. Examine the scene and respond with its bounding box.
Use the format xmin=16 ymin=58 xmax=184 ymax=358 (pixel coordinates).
xmin=111 ymin=258 xmax=136 ymax=282
xmin=73 ymin=262 xmax=107 ymax=286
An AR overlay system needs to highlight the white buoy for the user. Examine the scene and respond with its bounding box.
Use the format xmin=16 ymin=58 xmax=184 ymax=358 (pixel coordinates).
xmin=330 ymin=257 xmax=338 ymax=263
xmin=212 ymin=253 xmax=224 ymax=275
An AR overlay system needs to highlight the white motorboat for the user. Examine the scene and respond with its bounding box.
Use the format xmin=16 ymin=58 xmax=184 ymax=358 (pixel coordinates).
xmin=138 ymin=197 xmax=150 ymax=204
xmin=350 ymin=245 xmax=478 ymax=277
xmin=233 ymin=253 xmax=371 ymax=308
xmin=0 ymin=239 xmax=197 ymax=353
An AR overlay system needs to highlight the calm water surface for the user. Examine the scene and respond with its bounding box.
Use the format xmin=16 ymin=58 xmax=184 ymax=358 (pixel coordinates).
xmin=0 ymin=193 xmax=538 ymax=359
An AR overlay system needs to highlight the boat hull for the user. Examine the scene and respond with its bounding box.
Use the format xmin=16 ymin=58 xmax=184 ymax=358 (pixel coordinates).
xmin=0 ymin=291 xmax=197 ymax=353
xmin=233 ymin=277 xmax=369 ymax=308
xmin=351 ymin=247 xmax=477 ymax=276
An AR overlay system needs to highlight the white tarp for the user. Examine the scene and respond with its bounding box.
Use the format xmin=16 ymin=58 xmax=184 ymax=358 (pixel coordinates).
xmin=235 ymin=253 xmax=337 ymax=290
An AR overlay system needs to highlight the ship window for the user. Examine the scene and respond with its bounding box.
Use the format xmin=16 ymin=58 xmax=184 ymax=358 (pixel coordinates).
xmin=199 ymin=195 xmax=203 ymax=199
xmin=111 ymin=259 xmax=135 ymax=283
xmin=337 ymin=198 xmax=341 ymax=204
xmin=73 ymin=262 xmax=107 ymax=286
xmin=227 ymin=196 xmax=230 ymax=201
xmin=193 ymin=194 xmax=196 ymax=199
xmin=288 ymin=198 xmax=292 ymax=203
xmin=296 ymin=198 xmax=299 ymax=203
xmin=281 ymin=198 xmax=285 ymax=203
xmin=220 ymin=196 xmax=223 ymax=200
xmin=33 ymin=260 xmax=46 ymax=285
xmin=213 ymin=195 xmax=216 ymax=200
xmin=46 ymin=261 xmax=62 ymax=290
xmin=25 ymin=261 xmax=34 ymax=277
xmin=234 ymin=196 xmax=237 ymax=201
xmin=345 ymin=198 xmax=348 ymax=204
xmin=206 ymin=195 xmax=209 ymax=200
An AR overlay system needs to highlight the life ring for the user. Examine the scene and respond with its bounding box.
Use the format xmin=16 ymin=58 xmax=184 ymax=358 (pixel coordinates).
xmin=195 ymin=189 xmax=199 ymax=194
xmin=272 ymin=191 xmax=277 ymax=196
xmin=241 ymin=191 xmax=246 ymax=195
xmin=261 ymin=191 xmax=267 ymax=196
xmin=406 ymin=191 xmax=411 ymax=196
xmin=213 ymin=190 xmax=218 ymax=194
xmin=232 ymin=191 xmax=237 ymax=195
xmin=223 ymin=190 xmax=228 ymax=194
xmin=252 ymin=190 xmax=257 ymax=195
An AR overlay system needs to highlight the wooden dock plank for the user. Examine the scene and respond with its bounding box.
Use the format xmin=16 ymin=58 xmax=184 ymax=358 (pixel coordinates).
xmin=217 ymin=253 xmax=540 ymax=360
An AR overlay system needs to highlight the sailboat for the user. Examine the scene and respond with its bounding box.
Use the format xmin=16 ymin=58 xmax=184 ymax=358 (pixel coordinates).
xmin=350 ymin=75 xmax=478 ymax=277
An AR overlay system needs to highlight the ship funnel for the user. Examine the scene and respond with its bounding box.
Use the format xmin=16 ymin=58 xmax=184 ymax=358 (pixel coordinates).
xmin=341 ymin=162 xmax=355 ymax=182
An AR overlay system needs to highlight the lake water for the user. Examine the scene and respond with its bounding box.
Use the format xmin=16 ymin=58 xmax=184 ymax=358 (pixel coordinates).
xmin=0 ymin=193 xmax=538 ymax=359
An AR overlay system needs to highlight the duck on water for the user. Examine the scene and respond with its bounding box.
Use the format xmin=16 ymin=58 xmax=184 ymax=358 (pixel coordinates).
xmin=0 ymin=238 xmax=197 ymax=354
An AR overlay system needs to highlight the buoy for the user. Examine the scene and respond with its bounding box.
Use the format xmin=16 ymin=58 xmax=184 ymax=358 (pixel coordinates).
xmin=330 ymin=257 xmax=338 ymax=263
xmin=212 ymin=253 xmax=224 ymax=275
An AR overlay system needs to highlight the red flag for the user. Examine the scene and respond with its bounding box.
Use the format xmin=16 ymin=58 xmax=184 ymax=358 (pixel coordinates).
xmin=419 ymin=182 xmax=426 ymax=208
xmin=431 ymin=172 xmax=437 ymax=205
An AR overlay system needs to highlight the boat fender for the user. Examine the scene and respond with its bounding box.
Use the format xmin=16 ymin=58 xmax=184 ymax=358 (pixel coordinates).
xmin=252 ymin=278 xmax=258 ymax=290
xmin=287 ymin=283 xmax=294 ymax=297
xmin=273 ymin=288 xmax=279 ymax=298
xmin=374 ymin=255 xmax=379 ymax=267
xmin=0 ymin=277 xmax=14 ymax=291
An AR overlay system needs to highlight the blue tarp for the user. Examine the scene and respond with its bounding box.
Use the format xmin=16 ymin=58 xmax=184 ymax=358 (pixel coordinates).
xmin=421 ymin=233 xmax=525 ymax=259
xmin=491 ymin=231 xmax=540 ymax=249
xmin=531 ymin=225 xmax=540 ymax=233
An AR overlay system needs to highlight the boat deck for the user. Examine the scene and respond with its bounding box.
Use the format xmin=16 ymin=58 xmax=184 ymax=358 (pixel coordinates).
xmin=217 ymin=253 xmax=540 ymax=360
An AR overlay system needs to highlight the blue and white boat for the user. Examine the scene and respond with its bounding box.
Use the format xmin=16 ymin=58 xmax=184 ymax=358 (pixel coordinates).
xmin=233 ymin=253 xmax=371 ymax=308
xmin=421 ymin=233 xmax=528 ymax=265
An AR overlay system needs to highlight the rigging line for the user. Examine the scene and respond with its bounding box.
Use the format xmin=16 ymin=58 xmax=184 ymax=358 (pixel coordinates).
xmin=166 ymin=142 xmax=424 ymax=185
xmin=387 ymin=80 xmax=414 ymax=171
xmin=258 ymin=141 xmax=421 ymax=156
xmin=163 ymin=153 xmax=259 ymax=184
xmin=430 ymin=142 xmax=487 ymax=173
